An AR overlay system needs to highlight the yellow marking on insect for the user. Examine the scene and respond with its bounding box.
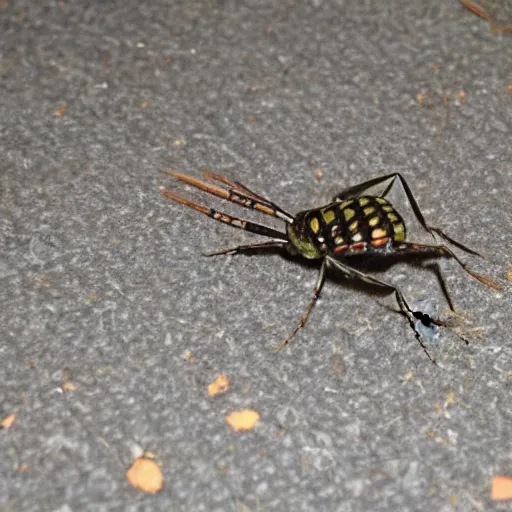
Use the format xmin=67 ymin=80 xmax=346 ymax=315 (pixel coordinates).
xmin=393 ymin=222 xmax=405 ymax=241
xmin=310 ymin=217 xmax=320 ymax=234
xmin=375 ymin=197 xmax=388 ymax=205
xmin=372 ymin=237 xmax=389 ymax=247
xmin=334 ymin=236 xmax=344 ymax=245
xmin=369 ymin=216 xmax=380 ymax=227
xmin=338 ymin=200 xmax=354 ymax=210
xmin=351 ymin=233 xmax=363 ymax=242
xmin=321 ymin=208 xmax=336 ymax=225
xmin=349 ymin=220 xmax=359 ymax=232
xmin=387 ymin=213 xmax=399 ymax=223
xmin=358 ymin=197 xmax=370 ymax=207
xmin=371 ymin=228 xmax=388 ymax=239
xmin=363 ymin=206 xmax=376 ymax=216
xmin=344 ymin=208 xmax=356 ymax=221
xmin=382 ymin=205 xmax=394 ymax=213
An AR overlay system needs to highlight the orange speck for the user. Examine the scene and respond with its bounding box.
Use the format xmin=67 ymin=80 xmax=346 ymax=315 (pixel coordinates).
xmin=55 ymin=103 xmax=67 ymax=117
xmin=247 ymin=116 xmax=257 ymax=125
xmin=506 ymin=263 xmax=512 ymax=280
xmin=183 ymin=350 xmax=197 ymax=361
xmin=139 ymin=102 xmax=149 ymax=109
xmin=1 ymin=413 xmax=16 ymax=430
xmin=402 ymin=370 xmax=413 ymax=382
xmin=313 ymin=168 xmax=324 ymax=181
xmin=457 ymin=90 xmax=466 ymax=101
xmin=127 ymin=456 xmax=164 ymax=494
xmin=165 ymin=57 xmax=173 ymax=64
xmin=62 ymin=382 xmax=77 ymax=392
xmin=416 ymin=92 xmax=425 ymax=104
xmin=491 ymin=475 xmax=512 ymax=500
xmin=508 ymin=85 xmax=512 ymax=95
xmin=226 ymin=409 xmax=260 ymax=431
xmin=208 ymin=374 xmax=230 ymax=397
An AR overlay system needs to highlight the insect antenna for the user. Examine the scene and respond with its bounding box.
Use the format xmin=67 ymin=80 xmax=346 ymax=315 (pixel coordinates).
xmin=159 ymin=187 xmax=288 ymax=242
xmin=161 ymin=170 xmax=294 ymax=223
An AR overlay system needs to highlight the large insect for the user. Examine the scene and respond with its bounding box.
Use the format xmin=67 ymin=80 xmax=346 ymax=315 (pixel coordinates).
xmin=160 ymin=170 xmax=501 ymax=363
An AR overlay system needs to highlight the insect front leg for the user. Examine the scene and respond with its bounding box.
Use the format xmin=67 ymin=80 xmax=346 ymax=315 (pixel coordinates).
xmin=276 ymin=258 xmax=328 ymax=351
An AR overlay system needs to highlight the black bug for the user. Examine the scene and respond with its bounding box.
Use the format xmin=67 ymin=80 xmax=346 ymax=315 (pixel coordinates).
xmin=160 ymin=170 xmax=501 ymax=363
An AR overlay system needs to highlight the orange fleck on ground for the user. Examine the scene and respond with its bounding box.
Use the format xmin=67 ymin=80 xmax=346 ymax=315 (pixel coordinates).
xmin=1 ymin=413 xmax=16 ymax=430
xmin=491 ymin=475 xmax=512 ymax=500
xmin=62 ymin=381 xmax=77 ymax=392
xmin=55 ymin=103 xmax=67 ymax=117
xmin=208 ymin=374 xmax=230 ymax=397
xmin=226 ymin=409 xmax=260 ymax=431
xmin=313 ymin=168 xmax=324 ymax=181
xmin=126 ymin=456 xmax=164 ymax=494
xmin=506 ymin=263 xmax=512 ymax=280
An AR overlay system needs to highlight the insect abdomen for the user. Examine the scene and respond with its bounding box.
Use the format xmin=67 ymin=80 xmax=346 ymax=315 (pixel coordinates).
xmin=290 ymin=196 xmax=407 ymax=257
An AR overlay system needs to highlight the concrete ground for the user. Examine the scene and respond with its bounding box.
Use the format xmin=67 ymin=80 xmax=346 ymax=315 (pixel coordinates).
xmin=1 ymin=1 xmax=511 ymax=510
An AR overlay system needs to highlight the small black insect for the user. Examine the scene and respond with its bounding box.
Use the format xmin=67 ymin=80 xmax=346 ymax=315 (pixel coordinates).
xmin=160 ymin=170 xmax=501 ymax=363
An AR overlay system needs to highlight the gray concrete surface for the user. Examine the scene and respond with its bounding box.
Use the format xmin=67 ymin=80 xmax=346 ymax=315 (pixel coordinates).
xmin=1 ymin=1 xmax=511 ymax=510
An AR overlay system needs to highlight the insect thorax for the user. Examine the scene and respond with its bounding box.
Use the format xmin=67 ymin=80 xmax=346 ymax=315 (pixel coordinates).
xmin=287 ymin=196 xmax=407 ymax=258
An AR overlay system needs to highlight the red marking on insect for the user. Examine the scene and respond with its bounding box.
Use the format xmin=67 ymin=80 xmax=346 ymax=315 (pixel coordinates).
xmin=333 ymin=245 xmax=349 ymax=255
xmin=347 ymin=242 xmax=367 ymax=252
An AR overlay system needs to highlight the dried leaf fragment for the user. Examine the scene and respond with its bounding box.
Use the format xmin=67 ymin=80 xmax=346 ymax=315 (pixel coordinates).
xmin=126 ymin=456 xmax=164 ymax=494
xmin=208 ymin=374 xmax=230 ymax=397
xmin=491 ymin=475 xmax=512 ymax=500
xmin=226 ymin=409 xmax=260 ymax=431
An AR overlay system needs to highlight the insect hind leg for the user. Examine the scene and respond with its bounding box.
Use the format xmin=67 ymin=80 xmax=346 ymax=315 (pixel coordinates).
xmin=326 ymin=256 xmax=440 ymax=363
xmin=393 ymin=241 xmax=502 ymax=291
xmin=333 ymin=172 xmax=484 ymax=257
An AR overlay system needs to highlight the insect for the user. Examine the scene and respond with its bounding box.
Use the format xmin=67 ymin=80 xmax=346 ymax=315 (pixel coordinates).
xmin=160 ymin=170 xmax=502 ymax=363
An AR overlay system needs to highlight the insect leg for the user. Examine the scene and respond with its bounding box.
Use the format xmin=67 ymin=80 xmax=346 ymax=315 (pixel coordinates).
xmin=204 ymin=240 xmax=288 ymax=257
xmin=160 ymin=187 xmax=288 ymax=241
xmin=276 ymin=258 xmax=328 ymax=350
xmin=326 ymin=256 xmax=439 ymax=363
xmin=333 ymin=173 xmax=483 ymax=257
xmin=385 ymin=174 xmax=484 ymax=256
xmin=393 ymin=241 xmax=502 ymax=291
xmin=332 ymin=173 xmax=399 ymax=202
